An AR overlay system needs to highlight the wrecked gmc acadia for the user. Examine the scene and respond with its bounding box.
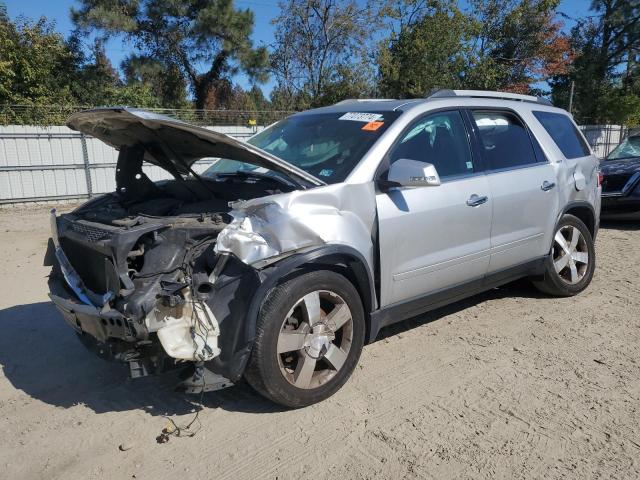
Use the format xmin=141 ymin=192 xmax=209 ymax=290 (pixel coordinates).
xmin=46 ymin=91 xmax=600 ymax=407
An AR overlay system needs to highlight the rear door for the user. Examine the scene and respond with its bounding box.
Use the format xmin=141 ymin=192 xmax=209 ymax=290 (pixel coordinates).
xmin=468 ymin=109 xmax=559 ymax=272
xmin=376 ymin=110 xmax=492 ymax=307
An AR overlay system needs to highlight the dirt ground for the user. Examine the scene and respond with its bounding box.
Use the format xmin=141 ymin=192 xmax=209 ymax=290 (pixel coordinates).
xmin=0 ymin=204 xmax=638 ymax=480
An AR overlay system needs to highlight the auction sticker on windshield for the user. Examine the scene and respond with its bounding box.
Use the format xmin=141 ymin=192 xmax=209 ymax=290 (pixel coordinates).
xmin=339 ymin=112 xmax=384 ymax=122
xmin=362 ymin=121 xmax=384 ymax=131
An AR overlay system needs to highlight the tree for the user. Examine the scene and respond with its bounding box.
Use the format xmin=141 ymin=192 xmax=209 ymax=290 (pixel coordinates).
xmin=72 ymin=39 xmax=119 ymax=105
xmin=0 ymin=3 xmax=15 ymax=103
xmin=550 ymin=0 xmax=640 ymax=124
xmin=67 ymin=36 xmax=162 ymax=108
xmin=378 ymin=1 xmax=476 ymax=97
xmin=378 ymin=0 xmax=573 ymax=98
xmin=246 ymin=84 xmax=270 ymax=111
xmin=0 ymin=10 xmax=164 ymax=124
xmin=122 ymin=56 xmax=189 ymax=109
xmin=72 ymin=0 xmax=269 ymax=109
xmin=270 ymin=0 xmax=379 ymax=108
xmin=0 ymin=14 xmax=78 ymax=123
xmin=469 ymin=0 xmax=572 ymax=92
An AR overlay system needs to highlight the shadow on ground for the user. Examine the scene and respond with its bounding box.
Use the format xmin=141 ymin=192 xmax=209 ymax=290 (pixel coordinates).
xmin=600 ymin=217 xmax=640 ymax=231
xmin=0 ymin=301 xmax=284 ymax=416
xmin=377 ymin=277 xmax=547 ymax=340
xmin=0 ymin=279 xmax=545 ymax=416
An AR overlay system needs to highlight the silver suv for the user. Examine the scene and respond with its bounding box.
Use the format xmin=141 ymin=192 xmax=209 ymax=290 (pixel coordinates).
xmin=46 ymin=90 xmax=600 ymax=407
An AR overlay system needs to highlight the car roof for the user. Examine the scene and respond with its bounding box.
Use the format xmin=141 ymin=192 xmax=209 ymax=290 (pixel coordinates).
xmin=293 ymin=99 xmax=424 ymax=115
xmin=293 ymin=90 xmax=557 ymax=116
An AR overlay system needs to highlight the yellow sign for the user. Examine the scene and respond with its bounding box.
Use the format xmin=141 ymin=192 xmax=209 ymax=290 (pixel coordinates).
xmin=248 ymin=119 xmax=257 ymax=126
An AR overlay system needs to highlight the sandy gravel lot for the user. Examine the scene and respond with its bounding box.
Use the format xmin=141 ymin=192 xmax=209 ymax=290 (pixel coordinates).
xmin=0 ymin=204 xmax=639 ymax=480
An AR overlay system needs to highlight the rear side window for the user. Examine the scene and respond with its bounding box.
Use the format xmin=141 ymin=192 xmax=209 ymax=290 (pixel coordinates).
xmin=533 ymin=111 xmax=591 ymax=159
xmin=472 ymin=111 xmax=538 ymax=169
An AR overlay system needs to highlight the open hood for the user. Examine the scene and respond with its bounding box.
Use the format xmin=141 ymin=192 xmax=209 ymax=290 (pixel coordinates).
xmin=67 ymin=107 xmax=324 ymax=187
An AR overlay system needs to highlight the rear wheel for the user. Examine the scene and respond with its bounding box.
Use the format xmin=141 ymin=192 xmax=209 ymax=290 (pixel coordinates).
xmin=532 ymin=214 xmax=595 ymax=296
xmin=245 ymin=270 xmax=365 ymax=408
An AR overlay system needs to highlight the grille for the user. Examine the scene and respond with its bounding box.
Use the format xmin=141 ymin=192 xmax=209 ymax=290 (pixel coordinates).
xmin=602 ymin=173 xmax=633 ymax=193
xmin=70 ymin=222 xmax=110 ymax=243
xmin=59 ymin=237 xmax=113 ymax=294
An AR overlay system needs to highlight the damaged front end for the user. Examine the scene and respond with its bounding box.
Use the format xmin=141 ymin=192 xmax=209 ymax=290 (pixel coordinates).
xmin=47 ymin=206 xmax=235 ymax=385
xmin=46 ymin=107 xmax=378 ymax=393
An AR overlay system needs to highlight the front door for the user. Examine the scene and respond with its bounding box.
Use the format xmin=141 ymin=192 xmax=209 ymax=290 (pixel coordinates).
xmin=376 ymin=110 xmax=492 ymax=307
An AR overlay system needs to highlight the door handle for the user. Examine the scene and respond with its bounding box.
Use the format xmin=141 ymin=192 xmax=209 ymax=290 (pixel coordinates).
xmin=466 ymin=194 xmax=488 ymax=207
xmin=541 ymin=180 xmax=556 ymax=191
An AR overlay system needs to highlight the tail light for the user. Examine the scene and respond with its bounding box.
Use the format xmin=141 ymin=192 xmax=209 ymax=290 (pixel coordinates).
xmin=597 ymin=171 xmax=604 ymax=187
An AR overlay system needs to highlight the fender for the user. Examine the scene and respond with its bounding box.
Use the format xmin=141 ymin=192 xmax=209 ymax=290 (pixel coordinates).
xmin=558 ymin=200 xmax=598 ymax=239
xmin=205 ymin=244 xmax=377 ymax=381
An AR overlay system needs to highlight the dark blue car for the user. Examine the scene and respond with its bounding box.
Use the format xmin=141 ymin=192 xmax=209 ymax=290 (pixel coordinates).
xmin=600 ymin=129 xmax=640 ymax=216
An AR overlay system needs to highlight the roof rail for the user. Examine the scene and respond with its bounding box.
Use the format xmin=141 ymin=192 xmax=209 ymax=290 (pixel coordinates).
xmin=333 ymin=98 xmax=397 ymax=105
xmin=427 ymin=89 xmax=553 ymax=106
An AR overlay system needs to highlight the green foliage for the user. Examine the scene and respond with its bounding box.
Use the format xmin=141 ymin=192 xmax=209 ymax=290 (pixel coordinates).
xmin=377 ymin=0 xmax=570 ymax=98
xmin=378 ymin=3 xmax=476 ymax=97
xmin=122 ymin=56 xmax=189 ymax=109
xmin=0 ymin=14 xmax=166 ymax=124
xmin=0 ymin=16 xmax=76 ymax=104
xmin=72 ymin=0 xmax=269 ymax=109
xmin=0 ymin=15 xmax=78 ymax=123
xmin=550 ymin=0 xmax=640 ymax=125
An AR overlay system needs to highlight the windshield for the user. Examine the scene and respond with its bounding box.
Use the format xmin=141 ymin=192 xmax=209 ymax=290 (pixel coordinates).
xmin=607 ymin=136 xmax=640 ymax=160
xmin=202 ymin=111 xmax=399 ymax=184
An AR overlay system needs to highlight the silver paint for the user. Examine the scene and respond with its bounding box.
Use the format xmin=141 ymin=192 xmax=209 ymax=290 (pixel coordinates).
xmin=66 ymin=98 xmax=601 ymax=315
xmin=215 ymin=182 xmax=377 ymax=273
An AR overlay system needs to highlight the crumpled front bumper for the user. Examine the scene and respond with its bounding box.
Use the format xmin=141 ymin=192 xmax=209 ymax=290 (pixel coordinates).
xmin=47 ymin=209 xmax=144 ymax=344
xmin=48 ymin=274 xmax=138 ymax=343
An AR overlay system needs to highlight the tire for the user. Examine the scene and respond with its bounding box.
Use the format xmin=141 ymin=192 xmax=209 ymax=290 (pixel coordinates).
xmin=532 ymin=214 xmax=596 ymax=297
xmin=245 ymin=270 xmax=365 ymax=408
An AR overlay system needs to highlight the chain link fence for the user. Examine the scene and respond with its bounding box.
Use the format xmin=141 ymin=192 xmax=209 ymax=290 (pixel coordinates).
xmin=0 ymin=104 xmax=294 ymax=127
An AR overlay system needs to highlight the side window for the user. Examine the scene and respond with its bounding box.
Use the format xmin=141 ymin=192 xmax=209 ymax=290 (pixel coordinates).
xmin=388 ymin=110 xmax=474 ymax=178
xmin=532 ymin=111 xmax=591 ymax=159
xmin=472 ymin=111 xmax=538 ymax=170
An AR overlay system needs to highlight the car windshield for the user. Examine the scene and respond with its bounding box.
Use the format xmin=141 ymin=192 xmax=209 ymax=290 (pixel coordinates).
xmin=202 ymin=111 xmax=399 ymax=184
xmin=607 ymin=136 xmax=640 ymax=160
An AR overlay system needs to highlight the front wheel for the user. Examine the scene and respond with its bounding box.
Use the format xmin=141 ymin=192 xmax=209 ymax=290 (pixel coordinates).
xmin=245 ymin=270 xmax=365 ymax=408
xmin=532 ymin=214 xmax=596 ymax=296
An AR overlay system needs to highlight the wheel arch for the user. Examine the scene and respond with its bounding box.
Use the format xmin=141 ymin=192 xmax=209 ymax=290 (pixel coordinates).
xmin=562 ymin=201 xmax=598 ymax=239
xmin=206 ymin=245 xmax=378 ymax=382
xmin=248 ymin=245 xmax=377 ymax=339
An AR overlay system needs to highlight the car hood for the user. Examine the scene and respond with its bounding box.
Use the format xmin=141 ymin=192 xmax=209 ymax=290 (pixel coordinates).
xmin=67 ymin=107 xmax=324 ymax=187
xmin=600 ymin=156 xmax=640 ymax=176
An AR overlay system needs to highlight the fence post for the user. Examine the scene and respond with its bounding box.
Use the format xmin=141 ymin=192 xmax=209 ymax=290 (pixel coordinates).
xmin=80 ymin=133 xmax=92 ymax=198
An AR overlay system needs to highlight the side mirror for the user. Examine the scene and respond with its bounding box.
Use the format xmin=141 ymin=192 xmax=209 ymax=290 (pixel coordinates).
xmin=387 ymin=158 xmax=441 ymax=187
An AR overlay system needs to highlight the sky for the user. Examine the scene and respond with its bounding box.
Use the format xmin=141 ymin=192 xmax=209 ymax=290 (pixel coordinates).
xmin=4 ymin=0 xmax=594 ymax=97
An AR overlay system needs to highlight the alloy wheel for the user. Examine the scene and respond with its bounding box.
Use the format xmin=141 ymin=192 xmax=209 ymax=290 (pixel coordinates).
xmin=552 ymin=225 xmax=589 ymax=285
xmin=276 ymin=290 xmax=353 ymax=390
